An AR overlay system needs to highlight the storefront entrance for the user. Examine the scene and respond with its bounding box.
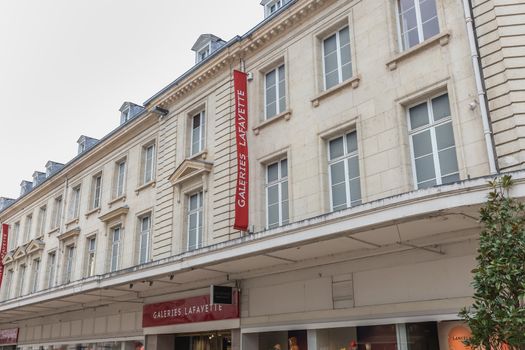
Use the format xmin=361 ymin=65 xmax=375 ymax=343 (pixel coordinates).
xmin=174 ymin=331 xmax=232 ymax=350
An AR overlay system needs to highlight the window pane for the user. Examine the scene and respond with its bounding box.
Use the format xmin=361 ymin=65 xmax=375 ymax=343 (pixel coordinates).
xmin=418 ymin=178 xmax=437 ymax=189
xmin=189 ymin=212 xmax=197 ymax=230
xmin=329 ymin=137 xmax=345 ymax=159
xmin=348 ymin=156 xmax=360 ymax=180
xmin=339 ymin=26 xmax=350 ymax=44
xmin=268 ymin=203 xmax=279 ymax=228
xmin=346 ymin=132 xmax=358 ymax=153
xmin=281 ymin=181 xmax=288 ymax=201
xmin=340 ymin=44 xmax=351 ymax=67
xmin=409 ymin=102 xmax=429 ymax=129
xmin=188 ymin=228 xmax=197 ymax=249
xmin=281 ymin=159 xmax=288 ymax=178
xmin=323 ymin=34 xmax=337 ymax=55
xmin=399 ymin=0 xmax=415 ymax=12
xmin=189 ymin=194 xmax=198 ymax=210
xmin=438 ymin=147 xmax=459 ymax=176
xmin=341 ymin=62 xmax=352 ymax=81
xmin=423 ymin=17 xmax=440 ymax=40
xmin=406 ymin=322 xmax=439 ymax=350
xmin=401 ymin=7 xmax=418 ymax=32
xmin=412 ymin=130 xmax=433 ymax=158
xmin=267 ymin=163 xmax=279 ymax=183
xmin=324 ymin=52 xmax=338 ymax=76
xmin=442 ymin=173 xmax=460 ymax=184
xmin=406 ymin=28 xmax=420 ymax=48
xmin=266 ymin=102 xmax=277 ymax=118
xmin=266 ymin=85 xmax=277 ymax=104
xmin=349 ymin=178 xmax=362 ymax=205
xmin=431 ymin=94 xmax=451 ymax=121
xmin=267 ymin=185 xmax=279 ymax=206
xmin=435 ymin=122 xmax=455 ymax=150
xmin=419 ymin=0 xmax=438 ymax=22
xmin=325 ymin=71 xmax=339 ymax=90
xmin=281 ymin=199 xmax=289 ymax=224
xmin=330 ymin=162 xmax=346 ymax=185
xmin=266 ymin=69 xmax=276 ymax=87
xmin=415 ymin=154 xmax=436 ymax=183
xmin=331 ymin=182 xmax=347 ymax=210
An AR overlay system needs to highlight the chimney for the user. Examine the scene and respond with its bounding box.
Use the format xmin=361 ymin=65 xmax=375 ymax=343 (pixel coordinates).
xmin=32 ymin=171 xmax=46 ymax=188
xmin=77 ymin=135 xmax=99 ymax=155
xmin=119 ymin=102 xmax=145 ymax=125
xmin=45 ymin=161 xmax=64 ymax=177
xmin=20 ymin=180 xmax=33 ymax=196
xmin=0 ymin=197 xmax=15 ymax=211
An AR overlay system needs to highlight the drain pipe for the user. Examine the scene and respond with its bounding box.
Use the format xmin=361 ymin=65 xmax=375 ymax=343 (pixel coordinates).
xmin=462 ymin=0 xmax=498 ymax=174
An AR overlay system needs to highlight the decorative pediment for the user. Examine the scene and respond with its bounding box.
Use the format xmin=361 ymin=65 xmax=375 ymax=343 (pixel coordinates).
xmin=98 ymin=206 xmax=129 ymax=226
xmin=57 ymin=227 xmax=80 ymax=241
xmin=13 ymin=246 xmax=27 ymax=260
xmin=169 ymin=159 xmax=213 ymax=187
xmin=26 ymin=239 xmax=45 ymax=255
xmin=2 ymin=252 xmax=13 ymax=265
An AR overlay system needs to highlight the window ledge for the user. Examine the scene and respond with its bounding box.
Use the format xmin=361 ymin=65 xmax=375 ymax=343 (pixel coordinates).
xmin=253 ymin=109 xmax=292 ymax=135
xmin=386 ymin=31 xmax=451 ymax=71
xmin=65 ymin=218 xmax=79 ymax=227
xmin=47 ymin=227 xmax=60 ymax=236
xmin=135 ymin=180 xmax=156 ymax=195
xmin=189 ymin=149 xmax=209 ymax=161
xmin=311 ymin=75 xmax=361 ymax=107
xmin=108 ymin=195 xmax=126 ymax=207
xmin=85 ymin=207 xmax=101 ymax=218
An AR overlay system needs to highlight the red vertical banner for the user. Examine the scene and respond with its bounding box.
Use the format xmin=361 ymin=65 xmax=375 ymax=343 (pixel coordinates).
xmin=0 ymin=224 xmax=8 ymax=287
xmin=233 ymin=70 xmax=249 ymax=231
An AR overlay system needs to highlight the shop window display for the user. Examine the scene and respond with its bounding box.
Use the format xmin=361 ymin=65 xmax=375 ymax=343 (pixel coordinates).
xmin=259 ymin=330 xmax=307 ymax=350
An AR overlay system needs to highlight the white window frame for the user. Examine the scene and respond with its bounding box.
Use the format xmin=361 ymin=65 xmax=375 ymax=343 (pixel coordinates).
xmin=31 ymin=258 xmax=40 ymax=294
xmin=321 ymin=25 xmax=352 ymax=91
xmin=10 ymin=222 xmax=20 ymax=251
xmin=187 ymin=191 xmax=204 ymax=251
xmin=407 ymin=93 xmax=458 ymax=189
xmin=396 ymin=0 xmax=440 ymax=51
xmin=64 ymin=245 xmax=75 ymax=283
xmin=264 ymin=64 xmax=286 ymax=119
xmin=24 ymin=214 xmax=32 ymax=243
xmin=3 ymin=269 xmax=13 ymax=300
xmin=52 ymin=196 xmax=62 ymax=229
xmin=18 ymin=264 xmax=26 ymax=297
xmin=142 ymin=143 xmax=155 ymax=184
xmin=37 ymin=206 xmax=47 ymax=237
xmin=115 ymin=160 xmax=127 ymax=198
xmin=86 ymin=236 xmax=96 ymax=277
xmin=196 ymin=43 xmax=212 ymax=63
xmin=190 ymin=111 xmax=206 ymax=156
xmin=47 ymin=251 xmax=56 ymax=288
xmin=138 ymin=215 xmax=151 ymax=264
xmin=327 ymin=131 xmax=362 ymax=211
xmin=69 ymin=185 xmax=81 ymax=219
xmin=265 ymin=158 xmax=289 ymax=229
xmin=91 ymin=174 xmax=102 ymax=209
xmin=110 ymin=226 xmax=122 ymax=272
xmin=265 ymin=0 xmax=286 ymax=16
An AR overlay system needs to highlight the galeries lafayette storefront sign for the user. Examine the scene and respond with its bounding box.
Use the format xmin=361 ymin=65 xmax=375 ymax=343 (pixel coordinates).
xmin=142 ymin=292 xmax=239 ymax=327
xmin=0 ymin=328 xmax=18 ymax=345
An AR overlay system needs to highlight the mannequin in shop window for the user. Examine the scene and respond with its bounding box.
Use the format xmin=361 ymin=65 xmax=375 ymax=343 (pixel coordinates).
xmin=289 ymin=337 xmax=299 ymax=350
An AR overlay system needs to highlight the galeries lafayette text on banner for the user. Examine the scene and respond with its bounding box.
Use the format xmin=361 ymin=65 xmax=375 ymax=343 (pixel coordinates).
xmin=0 ymin=224 xmax=8 ymax=287
xmin=233 ymin=70 xmax=249 ymax=231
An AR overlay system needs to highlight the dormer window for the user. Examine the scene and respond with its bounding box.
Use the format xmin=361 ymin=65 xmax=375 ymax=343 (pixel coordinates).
xmin=262 ymin=0 xmax=290 ymax=18
xmin=120 ymin=107 xmax=130 ymax=124
xmin=197 ymin=44 xmax=211 ymax=63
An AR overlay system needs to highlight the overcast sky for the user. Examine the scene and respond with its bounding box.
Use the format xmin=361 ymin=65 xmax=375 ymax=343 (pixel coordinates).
xmin=0 ymin=0 xmax=263 ymax=199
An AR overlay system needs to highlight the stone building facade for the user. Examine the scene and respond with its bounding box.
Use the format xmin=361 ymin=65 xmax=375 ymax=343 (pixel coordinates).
xmin=0 ymin=0 xmax=523 ymax=349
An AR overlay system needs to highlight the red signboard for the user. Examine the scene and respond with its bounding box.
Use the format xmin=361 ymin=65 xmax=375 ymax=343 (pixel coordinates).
xmin=142 ymin=291 xmax=239 ymax=328
xmin=233 ymin=70 xmax=249 ymax=231
xmin=0 ymin=224 xmax=8 ymax=287
xmin=0 ymin=328 xmax=18 ymax=345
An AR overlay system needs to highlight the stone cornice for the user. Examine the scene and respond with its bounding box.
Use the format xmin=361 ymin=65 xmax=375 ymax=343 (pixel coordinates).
xmin=150 ymin=0 xmax=335 ymax=109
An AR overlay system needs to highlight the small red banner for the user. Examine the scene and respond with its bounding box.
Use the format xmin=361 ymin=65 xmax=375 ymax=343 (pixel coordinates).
xmin=142 ymin=291 xmax=239 ymax=328
xmin=233 ymin=70 xmax=249 ymax=231
xmin=0 ymin=224 xmax=8 ymax=288
xmin=0 ymin=328 xmax=18 ymax=345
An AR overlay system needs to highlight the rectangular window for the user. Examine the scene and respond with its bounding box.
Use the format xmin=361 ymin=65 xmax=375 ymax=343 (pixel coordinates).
xmin=53 ymin=196 xmax=63 ymax=229
xmin=31 ymin=259 xmax=40 ymax=293
xmin=38 ymin=206 xmax=47 ymax=236
xmin=138 ymin=215 xmax=151 ymax=264
xmin=397 ymin=0 xmax=439 ymax=50
xmin=115 ymin=160 xmax=126 ymax=198
xmin=266 ymin=159 xmax=289 ymax=229
xmin=3 ymin=270 xmax=13 ymax=300
xmin=91 ymin=174 xmax=102 ymax=209
xmin=69 ymin=186 xmax=81 ymax=219
xmin=86 ymin=237 xmax=96 ymax=277
xmin=187 ymin=192 xmax=203 ymax=251
xmin=110 ymin=226 xmax=122 ymax=272
xmin=64 ymin=245 xmax=75 ymax=283
xmin=408 ymin=93 xmax=459 ymax=189
xmin=24 ymin=215 xmax=32 ymax=242
xmin=265 ymin=64 xmax=286 ymax=119
xmin=18 ymin=264 xmax=26 ymax=297
xmin=190 ymin=111 xmax=206 ymax=156
xmin=328 ymin=131 xmax=362 ymax=211
xmin=10 ymin=222 xmax=20 ymax=250
xmin=323 ymin=26 xmax=352 ymax=90
xmin=143 ymin=144 xmax=155 ymax=184
xmin=47 ymin=251 xmax=56 ymax=288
